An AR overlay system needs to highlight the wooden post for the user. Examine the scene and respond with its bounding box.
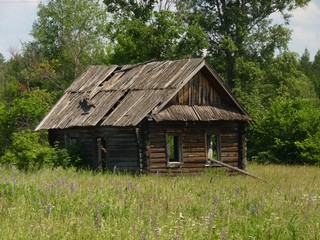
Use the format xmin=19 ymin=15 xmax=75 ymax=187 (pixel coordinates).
xmin=209 ymin=159 xmax=267 ymax=182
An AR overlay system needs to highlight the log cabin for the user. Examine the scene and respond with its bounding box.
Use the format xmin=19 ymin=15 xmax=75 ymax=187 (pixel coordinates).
xmin=36 ymin=58 xmax=252 ymax=174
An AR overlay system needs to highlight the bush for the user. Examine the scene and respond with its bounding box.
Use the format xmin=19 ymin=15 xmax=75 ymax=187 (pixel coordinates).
xmin=249 ymin=97 xmax=320 ymax=165
xmin=0 ymin=130 xmax=56 ymax=170
xmin=0 ymin=130 xmax=83 ymax=171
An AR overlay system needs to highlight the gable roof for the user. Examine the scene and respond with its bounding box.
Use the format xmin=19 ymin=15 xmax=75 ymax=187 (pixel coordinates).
xmin=36 ymin=58 xmax=252 ymax=130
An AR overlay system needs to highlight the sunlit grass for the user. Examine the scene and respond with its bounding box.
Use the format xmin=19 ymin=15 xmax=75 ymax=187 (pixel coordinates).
xmin=0 ymin=164 xmax=319 ymax=239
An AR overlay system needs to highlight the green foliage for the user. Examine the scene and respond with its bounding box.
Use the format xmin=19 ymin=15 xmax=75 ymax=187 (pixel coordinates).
xmin=0 ymin=130 xmax=84 ymax=171
xmin=104 ymin=0 xmax=155 ymax=21
xmin=180 ymin=0 xmax=310 ymax=88
xmin=0 ymin=88 xmax=53 ymax=153
xmin=1 ymin=89 xmax=52 ymax=134
xmin=299 ymin=49 xmax=320 ymax=96
xmin=234 ymin=52 xmax=316 ymax=122
xmin=105 ymin=4 xmax=209 ymax=64
xmin=0 ymin=130 xmax=56 ymax=171
xmin=250 ymin=98 xmax=320 ymax=165
xmin=31 ymin=0 xmax=109 ymax=79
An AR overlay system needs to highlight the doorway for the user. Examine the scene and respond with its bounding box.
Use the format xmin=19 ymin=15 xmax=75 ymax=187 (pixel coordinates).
xmin=95 ymin=137 xmax=107 ymax=170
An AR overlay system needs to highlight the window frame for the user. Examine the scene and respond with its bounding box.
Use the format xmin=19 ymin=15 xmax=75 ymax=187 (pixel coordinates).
xmin=166 ymin=133 xmax=183 ymax=167
xmin=206 ymin=133 xmax=221 ymax=162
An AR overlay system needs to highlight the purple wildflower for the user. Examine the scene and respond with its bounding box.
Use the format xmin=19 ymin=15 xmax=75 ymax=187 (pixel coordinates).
xmin=46 ymin=204 xmax=51 ymax=217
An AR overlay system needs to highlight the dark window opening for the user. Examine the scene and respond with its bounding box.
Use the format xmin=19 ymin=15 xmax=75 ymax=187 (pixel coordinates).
xmin=207 ymin=134 xmax=220 ymax=161
xmin=167 ymin=134 xmax=182 ymax=163
xmin=64 ymin=134 xmax=79 ymax=148
xmin=96 ymin=137 xmax=107 ymax=170
xmin=69 ymin=137 xmax=78 ymax=146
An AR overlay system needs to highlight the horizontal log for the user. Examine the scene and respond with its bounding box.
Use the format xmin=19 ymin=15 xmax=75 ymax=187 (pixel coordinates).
xmin=107 ymin=157 xmax=138 ymax=162
xmin=221 ymin=152 xmax=238 ymax=157
xmin=183 ymin=154 xmax=206 ymax=159
xmin=150 ymin=153 xmax=166 ymax=158
xmin=221 ymin=156 xmax=238 ymax=162
xmin=221 ymin=133 xmax=238 ymax=137
xmin=150 ymin=143 xmax=166 ymax=148
xmin=221 ymin=147 xmax=239 ymax=152
xmin=149 ymin=159 xmax=166 ymax=164
xmin=182 ymin=143 xmax=205 ymax=148
xmin=149 ymin=168 xmax=204 ymax=174
xmin=221 ymin=142 xmax=239 ymax=147
xmin=149 ymin=148 xmax=166 ymax=154
xmin=182 ymin=158 xmax=206 ymax=163
xmin=183 ymin=148 xmax=205 ymax=152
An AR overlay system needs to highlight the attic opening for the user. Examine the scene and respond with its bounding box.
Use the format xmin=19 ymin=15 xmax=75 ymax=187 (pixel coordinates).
xmin=96 ymin=66 xmax=123 ymax=87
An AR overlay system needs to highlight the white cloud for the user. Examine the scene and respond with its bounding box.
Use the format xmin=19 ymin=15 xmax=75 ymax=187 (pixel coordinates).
xmin=291 ymin=1 xmax=320 ymax=25
xmin=0 ymin=0 xmax=39 ymax=59
xmin=288 ymin=0 xmax=320 ymax=58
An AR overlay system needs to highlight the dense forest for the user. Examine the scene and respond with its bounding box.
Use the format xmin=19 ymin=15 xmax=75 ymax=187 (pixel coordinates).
xmin=0 ymin=0 xmax=320 ymax=170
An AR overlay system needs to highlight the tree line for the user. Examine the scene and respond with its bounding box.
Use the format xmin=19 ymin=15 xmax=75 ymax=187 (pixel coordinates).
xmin=0 ymin=0 xmax=320 ymax=170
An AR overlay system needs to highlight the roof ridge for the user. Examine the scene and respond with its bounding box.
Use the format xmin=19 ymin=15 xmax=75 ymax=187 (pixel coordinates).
xmin=114 ymin=59 xmax=157 ymax=73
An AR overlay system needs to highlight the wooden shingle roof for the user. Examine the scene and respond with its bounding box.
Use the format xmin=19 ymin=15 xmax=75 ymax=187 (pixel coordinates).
xmin=36 ymin=58 xmax=252 ymax=130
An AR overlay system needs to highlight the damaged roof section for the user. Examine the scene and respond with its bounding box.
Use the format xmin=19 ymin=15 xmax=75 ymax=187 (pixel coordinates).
xmin=36 ymin=58 xmax=252 ymax=130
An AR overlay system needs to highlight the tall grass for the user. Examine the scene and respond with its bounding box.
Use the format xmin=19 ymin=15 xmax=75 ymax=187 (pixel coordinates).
xmin=0 ymin=164 xmax=319 ymax=239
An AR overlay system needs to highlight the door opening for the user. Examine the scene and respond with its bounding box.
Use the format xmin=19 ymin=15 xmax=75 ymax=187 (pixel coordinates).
xmin=95 ymin=137 xmax=107 ymax=170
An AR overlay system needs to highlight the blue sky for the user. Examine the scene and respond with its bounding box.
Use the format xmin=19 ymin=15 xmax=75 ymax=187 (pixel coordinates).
xmin=0 ymin=0 xmax=319 ymax=61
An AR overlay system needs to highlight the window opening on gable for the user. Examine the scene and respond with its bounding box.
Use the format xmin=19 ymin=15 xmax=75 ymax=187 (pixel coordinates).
xmin=207 ymin=134 xmax=221 ymax=162
xmin=166 ymin=134 xmax=182 ymax=164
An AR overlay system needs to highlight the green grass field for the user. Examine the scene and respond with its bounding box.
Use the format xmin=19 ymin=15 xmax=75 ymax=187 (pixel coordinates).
xmin=0 ymin=164 xmax=319 ymax=239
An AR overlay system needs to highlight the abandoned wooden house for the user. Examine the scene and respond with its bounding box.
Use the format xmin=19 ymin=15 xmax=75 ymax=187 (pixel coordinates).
xmin=36 ymin=58 xmax=252 ymax=173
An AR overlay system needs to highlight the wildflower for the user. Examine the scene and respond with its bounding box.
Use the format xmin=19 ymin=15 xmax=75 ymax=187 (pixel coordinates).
xmin=125 ymin=182 xmax=133 ymax=191
xmin=221 ymin=229 xmax=227 ymax=240
xmin=250 ymin=205 xmax=255 ymax=215
xmin=70 ymin=183 xmax=76 ymax=193
xmin=94 ymin=211 xmax=101 ymax=228
xmin=235 ymin=187 xmax=240 ymax=196
xmin=155 ymin=227 xmax=161 ymax=239
xmin=46 ymin=204 xmax=51 ymax=217
xmin=207 ymin=208 xmax=214 ymax=228
xmin=214 ymin=195 xmax=219 ymax=205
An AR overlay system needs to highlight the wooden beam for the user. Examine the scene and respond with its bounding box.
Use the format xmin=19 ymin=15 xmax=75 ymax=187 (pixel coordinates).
xmin=209 ymin=159 xmax=267 ymax=182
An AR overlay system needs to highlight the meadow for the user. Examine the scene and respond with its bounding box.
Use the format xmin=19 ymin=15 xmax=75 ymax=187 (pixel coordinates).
xmin=0 ymin=164 xmax=319 ymax=240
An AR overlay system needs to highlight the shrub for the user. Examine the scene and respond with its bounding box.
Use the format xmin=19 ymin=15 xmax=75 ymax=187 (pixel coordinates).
xmin=0 ymin=130 xmax=83 ymax=171
xmin=249 ymin=97 xmax=320 ymax=165
xmin=0 ymin=130 xmax=56 ymax=171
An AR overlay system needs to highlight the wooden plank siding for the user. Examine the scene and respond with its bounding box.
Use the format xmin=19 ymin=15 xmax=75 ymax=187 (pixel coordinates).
xmin=145 ymin=121 xmax=246 ymax=174
xmin=168 ymin=71 xmax=223 ymax=107
xmin=48 ymin=127 xmax=140 ymax=171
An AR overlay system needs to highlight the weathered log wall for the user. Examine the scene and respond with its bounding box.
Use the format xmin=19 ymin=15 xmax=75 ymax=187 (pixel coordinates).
xmin=48 ymin=127 xmax=139 ymax=171
xmin=48 ymin=120 xmax=247 ymax=174
xmin=144 ymin=121 xmax=246 ymax=174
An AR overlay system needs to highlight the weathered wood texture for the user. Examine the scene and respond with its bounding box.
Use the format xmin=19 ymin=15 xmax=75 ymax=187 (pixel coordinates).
xmin=153 ymin=71 xmax=249 ymax=122
xmin=144 ymin=121 xmax=247 ymax=174
xmin=48 ymin=120 xmax=247 ymax=173
xmin=36 ymin=58 xmax=251 ymax=130
xmin=169 ymin=71 xmax=223 ymax=106
xmin=49 ymin=127 xmax=139 ymax=171
xmin=40 ymin=58 xmax=251 ymax=174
